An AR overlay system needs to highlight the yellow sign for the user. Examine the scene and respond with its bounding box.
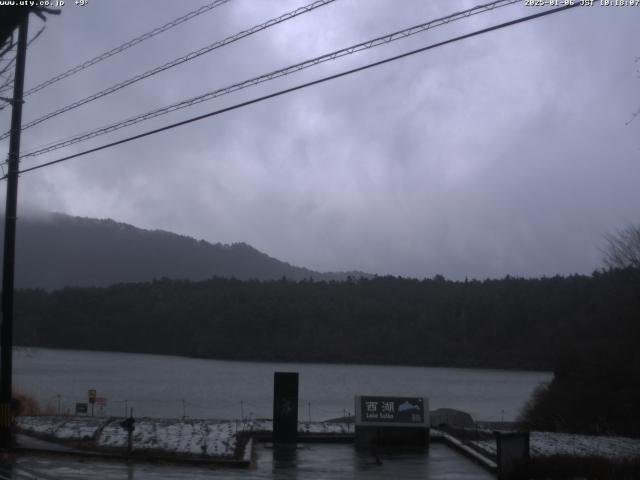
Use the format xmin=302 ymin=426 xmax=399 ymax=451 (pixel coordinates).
xmin=88 ymin=389 xmax=97 ymax=403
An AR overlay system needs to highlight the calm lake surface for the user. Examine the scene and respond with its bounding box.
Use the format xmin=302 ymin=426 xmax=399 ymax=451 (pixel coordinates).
xmin=14 ymin=347 xmax=550 ymax=422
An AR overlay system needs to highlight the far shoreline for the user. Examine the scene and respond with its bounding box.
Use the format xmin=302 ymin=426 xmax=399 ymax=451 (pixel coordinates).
xmin=14 ymin=345 xmax=553 ymax=375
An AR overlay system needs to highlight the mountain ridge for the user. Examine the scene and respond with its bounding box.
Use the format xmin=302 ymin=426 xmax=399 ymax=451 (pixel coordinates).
xmin=4 ymin=212 xmax=370 ymax=290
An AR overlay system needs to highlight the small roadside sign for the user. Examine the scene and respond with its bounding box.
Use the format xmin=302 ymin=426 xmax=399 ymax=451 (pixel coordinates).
xmin=96 ymin=397 xmax=107 ymax=417
xmin=355 ymin=396 xmax=429 ymax=427
xmin=75 ymin=403 xmax=88 ymax=415
xmin=354 ymin=395 xmax=430 ymax=448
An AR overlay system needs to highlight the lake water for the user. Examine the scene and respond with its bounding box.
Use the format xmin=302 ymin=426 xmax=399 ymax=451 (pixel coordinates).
xmin=14 ymin=347 xmax=550 ymax=422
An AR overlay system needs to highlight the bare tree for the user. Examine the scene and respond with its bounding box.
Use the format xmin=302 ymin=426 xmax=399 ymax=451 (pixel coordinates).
xmin=602 ymin=224 xmax=640 ymax=270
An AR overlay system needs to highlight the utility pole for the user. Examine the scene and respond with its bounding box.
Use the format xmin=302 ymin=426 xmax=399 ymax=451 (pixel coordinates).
xmin=0 ymin=13 xmax=29 ymax=450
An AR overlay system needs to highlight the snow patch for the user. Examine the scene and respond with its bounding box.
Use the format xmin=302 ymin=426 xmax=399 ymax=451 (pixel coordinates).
xmin=97 ymin=418 xmax=238 ymax=458
xmin=472 ymin=432 xmax=640 ymax=460
xmin=17 ymin=416 xmax=353 ymax=460
xmin=15 ymin=416 xmax=103 ymax=441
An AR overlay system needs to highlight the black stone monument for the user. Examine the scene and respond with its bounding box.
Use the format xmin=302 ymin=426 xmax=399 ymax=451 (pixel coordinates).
xmin=495 ymin=431 xmax=530 ymax=480
xmin=273 ymin=371 xmax=298 ymax=444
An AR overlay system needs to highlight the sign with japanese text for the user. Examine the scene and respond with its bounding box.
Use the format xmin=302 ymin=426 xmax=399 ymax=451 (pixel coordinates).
xmin=355 ymin=396 xmax=429 ymax=427
xmin=88 ymin=389 xmax=97 ymax=404
xmin=75 ymin=403 xmax=88 ymax=414
xmin=96 ymin=397 xmax=107 ymax=416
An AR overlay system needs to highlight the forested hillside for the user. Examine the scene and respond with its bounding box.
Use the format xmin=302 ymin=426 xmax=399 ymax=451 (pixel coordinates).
xmin=14 ymin=269 xmax=639 ymax=371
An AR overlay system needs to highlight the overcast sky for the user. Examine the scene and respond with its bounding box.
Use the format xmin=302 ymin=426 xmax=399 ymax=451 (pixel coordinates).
xmin=1 ymin=0 xmax=638 ymax=279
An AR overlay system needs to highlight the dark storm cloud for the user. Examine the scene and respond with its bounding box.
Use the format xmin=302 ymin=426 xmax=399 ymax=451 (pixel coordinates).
xmin=1 ymin=0 xmax=638 ymax=279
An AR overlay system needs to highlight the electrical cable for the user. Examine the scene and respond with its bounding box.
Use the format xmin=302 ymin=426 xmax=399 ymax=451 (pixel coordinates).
xmin=0 ymin=26 xmax=46 ymax=109
xmin=4 ymin=3 xmax=579 ymax=180
xmin=21 ymin=0 xmax=233 ymax=98
xmin=0 ymin=0 xmax=336 ymax=141
xmin=15 ymin=0 xmax=520 ymax=158
xmin=26 ymin=25 xmax=46 ymax=48
xmin=0 ymin=54 xmax=16 ymax=80
xmin=0 ymin=33 xmax=14 ymax=59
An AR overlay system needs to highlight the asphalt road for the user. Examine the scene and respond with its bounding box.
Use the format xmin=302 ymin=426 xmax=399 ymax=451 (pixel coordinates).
xmin=1 ymin=443 xmax=494 ymax=479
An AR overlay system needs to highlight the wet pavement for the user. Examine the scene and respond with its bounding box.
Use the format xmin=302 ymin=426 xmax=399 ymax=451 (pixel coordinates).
xmin=1 ymin=443 xmax=494 ymax=479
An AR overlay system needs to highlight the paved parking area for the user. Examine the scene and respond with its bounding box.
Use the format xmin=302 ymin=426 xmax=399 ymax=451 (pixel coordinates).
xmin=1 ymin=443 xmax=494 ymax=479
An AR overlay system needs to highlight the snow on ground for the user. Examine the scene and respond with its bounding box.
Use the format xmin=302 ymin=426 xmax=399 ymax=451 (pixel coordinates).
xmin=17 ymin=416 xmax=640 ymax=464
xmin=298 ymin=421 xmax=352 ymax=435
xmin=98 ymin=418 xmax=238 ymax=457
xmin=243 ymin=419 xmax=351 ymax=435
xmin=243 ymin=418 xmax=271 ymax=433
xmin=17 ymin=417 xmax=240 ymax=458
xmin=52 ymin=417 xmax=105 ymax=441
xmin=231 ymin=418 xmax=352 ymax=435
xmin=472 ymin=432 xmax=640 ymax=460
xmin=15 ymin=416 xmax=104 ymax=440
xmin=16 ymin=416 xmax=352 ymax=460
xmin=16 ymin=416 xmax=68 ymax=436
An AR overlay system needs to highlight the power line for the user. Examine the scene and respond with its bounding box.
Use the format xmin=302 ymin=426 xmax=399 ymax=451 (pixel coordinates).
xmin=26 ymin=25 xmax=46 ymax=48
xmin=0 ymin=0 xmax=337 ymax=141
xmin=0 ymin=35 xmax=15 ymax=60
xmin=0 ymin=55 xmax=16 ymax=81
xmin=6 ymin=4 xmax=579 ymax=180
xmin=0 ymin=26 xmax=44 ymax=85
xmin=16 ymin=0 xmax=519 ymax=156
xmin=21 ymin=0 xmax=232 ymax=98
xmin=0 ymin=77 xmax=13 ymax=97
xmin=16 ymin=0 xmax=520 ymax=160
xmin=0 ymin=26 xmax=45 ymax=110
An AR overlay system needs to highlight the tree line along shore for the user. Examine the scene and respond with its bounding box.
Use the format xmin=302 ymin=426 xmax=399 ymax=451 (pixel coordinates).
xmin=13 ymin=268 xmax=640 ymax=436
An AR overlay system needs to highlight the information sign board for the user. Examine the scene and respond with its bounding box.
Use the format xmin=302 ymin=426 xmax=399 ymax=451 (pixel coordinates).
xmin=355 ymin=396 xmax=429 ymax=427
